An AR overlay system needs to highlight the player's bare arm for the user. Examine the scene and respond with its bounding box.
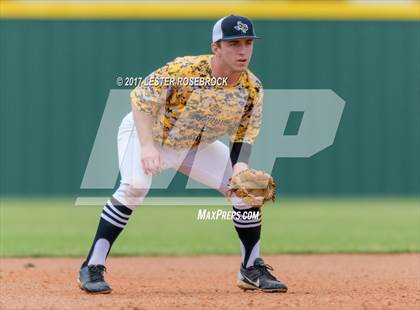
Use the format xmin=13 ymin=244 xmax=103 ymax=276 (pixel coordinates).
xmin=232 ymin=162 xmax=249 ymax=175
xmin=131 ymin=102 xmax=162 ymax=176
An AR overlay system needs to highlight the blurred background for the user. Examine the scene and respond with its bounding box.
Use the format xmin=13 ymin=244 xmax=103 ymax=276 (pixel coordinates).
xmin=0 ymin=1 xmax=419 ymax=256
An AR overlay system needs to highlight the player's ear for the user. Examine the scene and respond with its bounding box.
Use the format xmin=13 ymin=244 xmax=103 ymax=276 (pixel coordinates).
xmin=211 ymin=41 xmax=221 ymax=55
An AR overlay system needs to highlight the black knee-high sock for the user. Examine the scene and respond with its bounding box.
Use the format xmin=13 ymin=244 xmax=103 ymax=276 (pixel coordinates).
xmin=82 ymin=197 xmax=132 ymax=267
xmin=232 ymin=206 xmax=262 ymax=268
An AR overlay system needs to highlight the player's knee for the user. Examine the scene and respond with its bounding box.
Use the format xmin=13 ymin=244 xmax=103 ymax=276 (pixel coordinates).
xmin=113 ymin=183 xmax=149 ymax=209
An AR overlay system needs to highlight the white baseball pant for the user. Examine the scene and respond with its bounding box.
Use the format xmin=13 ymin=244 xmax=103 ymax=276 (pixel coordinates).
xmin=112 ymin=112 xmax=248 ymax=209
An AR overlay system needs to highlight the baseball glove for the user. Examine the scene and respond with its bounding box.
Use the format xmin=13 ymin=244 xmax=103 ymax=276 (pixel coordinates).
xmin=226 ymin=169 xmax=276 ymax=207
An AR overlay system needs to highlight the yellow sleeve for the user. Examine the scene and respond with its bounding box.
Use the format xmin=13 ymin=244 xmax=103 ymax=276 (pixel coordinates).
xmin=230 ymin=87 xmax=264 ymax=144
xmin=130 ymin=61 xmax=177 ymax=117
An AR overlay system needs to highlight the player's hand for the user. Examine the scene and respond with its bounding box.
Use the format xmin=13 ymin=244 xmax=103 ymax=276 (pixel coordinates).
xmin=141 ymin=144 xmax=163 ymax=176
xmin=232 ymin=162 xmax=249 ymax=176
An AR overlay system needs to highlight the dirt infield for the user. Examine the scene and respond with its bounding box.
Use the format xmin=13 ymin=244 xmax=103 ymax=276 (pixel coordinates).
xmin=1 ymin=254 xmax=419 ymax=310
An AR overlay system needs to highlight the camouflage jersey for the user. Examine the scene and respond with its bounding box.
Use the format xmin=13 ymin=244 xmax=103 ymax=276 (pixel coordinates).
xmin=130 ymin=55 xmax=263 ymax=150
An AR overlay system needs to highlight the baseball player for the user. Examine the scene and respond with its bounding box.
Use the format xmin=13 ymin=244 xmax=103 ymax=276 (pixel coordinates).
xmin=78 ymin=15 xmax=288 ymax=294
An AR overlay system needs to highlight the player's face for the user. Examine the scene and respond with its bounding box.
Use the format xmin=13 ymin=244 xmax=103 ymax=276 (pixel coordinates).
xmin=217 ymin=39 xmax=254 ymax=72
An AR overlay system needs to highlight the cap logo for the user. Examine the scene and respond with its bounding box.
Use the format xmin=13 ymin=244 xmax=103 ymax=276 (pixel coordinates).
xmin=234 ymin=21 xmax=248 ymax=34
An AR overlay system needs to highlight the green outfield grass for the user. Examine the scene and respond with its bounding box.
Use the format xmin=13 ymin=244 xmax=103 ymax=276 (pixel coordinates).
xmin=0 ymin=197 xmax=419 ymax=257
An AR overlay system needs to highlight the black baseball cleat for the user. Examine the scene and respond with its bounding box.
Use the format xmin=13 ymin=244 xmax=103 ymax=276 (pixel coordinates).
xmin=237 ymin=258 xmax=288 ymax=293
xmin=78 ymin=264 xmax=112 ymax=294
